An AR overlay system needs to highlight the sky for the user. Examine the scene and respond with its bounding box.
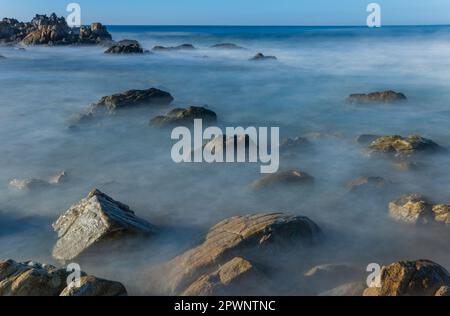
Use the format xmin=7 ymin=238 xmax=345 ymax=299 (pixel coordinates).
xmin=1 ymin=0 xmax=450 ymax=26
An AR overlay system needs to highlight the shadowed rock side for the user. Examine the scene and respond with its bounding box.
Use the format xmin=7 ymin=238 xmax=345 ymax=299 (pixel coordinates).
xmin=104 ymin=40 xmax=145 ymax=54
xmin=250 ymin=53 xmax=277 ymax=61
xmin=0 ymin=14 xmax=111 ymax=45
xmin=52 ymin=189 xmax=157 ymax=261
xmin=366 ymin=135 xmax=444 ymax=158
xmin=0 ymin=259 xmax=127 ymax=296
xmin=251 ymin=169 xmax=314 ymax=190
xmin=388 ymin=194 xmax=450 ymax=226
xmin=152 ymin=44 xmax=196 ymax=51
xmin=162 ymin=213 xmax=322 ymax=295
xmin=150 ymin=106 xmax=217 ymax=126
xmin=363 ymin=260 xmax=450 ymax=296
xmin=346 ymin=90 xmax=407 ymax=104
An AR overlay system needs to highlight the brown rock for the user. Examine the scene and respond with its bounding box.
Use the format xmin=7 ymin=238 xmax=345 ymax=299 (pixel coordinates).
xmin=435 ymin=286 xmax=450 ymax=296
xmin=347 ymin=90 xmax=407 ymax=104
xmin=388 ymin=194 xmax=435 ymax=225
xmin=60 ymin=275 xmax=127 ymax=296
xmin=432 ymin=204 xmax=450 ymax=225
xmin=367 ymin=135 xmax=443 ymax=158
xmin=251 ymin=169 xmax=314 ymax=190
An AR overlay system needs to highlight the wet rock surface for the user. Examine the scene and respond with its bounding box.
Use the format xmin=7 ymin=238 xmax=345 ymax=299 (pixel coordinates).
xmin=251 ymin=169 xmax=314 ymax=190
xmin=363 ymin=260 xmax=450 ymax=296
xmin=0 ymin=259 xmax=126 ymax=296
xmin=162 ymin=213 xmax=322 ymax=294
xmin=52 ymin=189 xmax=157 ymax=261
xmin=250 ymin=53 xmax=277 ymax=61
xmin=104 ymin=40 xmax=145 ymax=54
xmin=150 ymin=106 xmax=217 ymax=126
xmin=347 ymin=90 xmax=407 ymax=104
xmin=0 ymin=14 xmax=111 ymax=45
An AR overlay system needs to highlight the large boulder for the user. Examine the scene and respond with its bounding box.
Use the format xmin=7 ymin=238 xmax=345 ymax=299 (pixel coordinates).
xmin=367 ymin=135 xmax=444 ymax=158
xmin=250 ymin=169 xmax=314 ymax=190
xmin=78 ymin=23 xmax=111 ymax=44
xmin=250 ymin=53 xmax=277 ymax=61
xmin=105 ymin=40 xmax=144 ymax=54
xmin=150 ymin=106 xmax=217 ymax=126
xmin=347 ymin=90 xmax=407 ymax=104
xmin=363 ymin=260 xmax=450 ymax=296
xmin=91 ymin=87 xmax=174 ymax=112
xmin=163 ymin=213 xmax=321 ymax=294
xmin=0 ymin=259 xmax=126 ymax=296
xmin=52 ymin=189 xmax=156 ymax=261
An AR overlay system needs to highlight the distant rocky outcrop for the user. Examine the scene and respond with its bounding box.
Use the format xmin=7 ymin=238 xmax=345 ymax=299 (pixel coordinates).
xmin=347 ymin=90 xmax=407 ymax=104
xmin=367 ymin=135 xmax=444 ymax=158
xmin=104 ymin=40 xmax=145 ymax=54
xmin=250 ymin=53 xmax=277 ymax=61
xmin=162 ymin=213 xmax=321 ymax=295
xmin=363 ymin=260 xmax=450 ymax=296
xmin=150 ymin=106 xmax=217 ymax=126
xmin=0 ymin=259 xmax=126 ymax=296
xmin=52 ymin=189 xmax=157 ymax=261
xmin=0 ymin=14 xmax=112 ymax=45
xmin=152 ymin=44 xmax=195 ymax=52
xmin=388 ymin=194 xmax=450 ymax=226
xmin=251 ymin=169 xmax=314 ymax=190
xmin=211 ymin=43 xmax=244 ymax=50
xmin=9 ymin=171 xmax=67 ymax=190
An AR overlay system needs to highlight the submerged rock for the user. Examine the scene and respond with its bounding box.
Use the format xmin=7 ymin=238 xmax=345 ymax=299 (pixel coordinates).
xmin=347 ymin=176 xmax=389 ymax=194
xmin=0 ymin=55 xmax=5 ymax=59
xmin=211 ymin=43 xmax=244 ymax=49
xmin=367 ymin=135 xmax=444 ymax=158
xmin=91 ymin=87 xmax=174 ymax=112
xmin=9 ymin=171 xmax=67 ymax=190
xmin=250 ymin=53 xmax=277 ymax=61
xmin=152 ymin=44 xmax=195 ymax=51
xmin=251 ymin=169 xmax=314 ymax=190
xmin=104 ymin=40 xmax=144 ymax=54
xmin=0 ymin=259 xmax=126 ymax=296
xmin=150 ymin=106 xmax=217 ymax=126
xmin=347 ymin=90 xmax=407 ymax=104
xmin=279 ymin=137 xmax=310 ymax=155
xmin=52 ymin=189 xmax=156 ymax=261
xmin=163 ymin=213 xmax=321 ymax=294
xmin=363 ymin=260 xmax=450 ymax=296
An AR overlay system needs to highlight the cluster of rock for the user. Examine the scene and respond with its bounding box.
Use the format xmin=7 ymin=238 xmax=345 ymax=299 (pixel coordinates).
xmin=250 ymin=53 xmax=277 ymax=61
xmin=104 ymin=40 xmax=145 ymax=54
xmin=150 ymin=106 xmax=217 ymax=126
xmin=0 ymin=14 xmax=111 ymax=45
xmin=0 ymin=259 xmax=126 ymax=296
xmin=366 ymin=135 xmax=444 ymax=158
xmin=389 ymin=194 xmax=450 ymax=226
xmin=347 ymin=90 xmax=407 ymax=104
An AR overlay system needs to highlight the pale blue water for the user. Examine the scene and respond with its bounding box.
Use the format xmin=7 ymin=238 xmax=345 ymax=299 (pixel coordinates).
xmin=0 ymin=26 xmax=449 ymax=294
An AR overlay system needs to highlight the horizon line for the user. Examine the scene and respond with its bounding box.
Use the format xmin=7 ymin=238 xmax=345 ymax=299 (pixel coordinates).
xmin=103 ymin=23 xmax=450 ymax=27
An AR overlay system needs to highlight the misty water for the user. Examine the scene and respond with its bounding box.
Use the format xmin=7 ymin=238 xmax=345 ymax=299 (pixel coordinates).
xmin=1 ymin=26 xmax=450 ymax=294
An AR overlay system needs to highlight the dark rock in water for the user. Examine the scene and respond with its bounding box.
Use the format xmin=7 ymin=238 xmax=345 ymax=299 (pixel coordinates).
xmin=150 ymin=106 xmax=217 ymax=126
xmin=0 ymin=55 xmax=5 ymax=59
xmin=367 ymin=135 xmax=444 ymax=158
xmin=0 ymin=14 xmax=111 ymax=45
xmin=356 ymin=134 xmax=380 ymax=145
xmin=363 ymin=260 xmax=450 ymax=296
xmin=251 ymin=169 xmax=314 ymax=190
xmin=181 ymin=257 xmax=264 ymax=296
xmin=52 ymin=189 xmax=157 ymax=261
xmin=250 ymin=53 xmax=277 ymax=61
xmin=347 ymin=176 xmax=389 ymax=194
xmin=279 ymin=137 xmax=310 ymax=154
xmin=347 ymin=90 xmax=407 ymax=104
xmin=211 ymin=43 xmax=244 ymax=49
xmin=91 ymin=87 xmax=174 ymax=112
xmin=152 ymin=43 xmax=196 ymax=51
xmin=0 ymin=259 xmax=127 ymax=296
xmin=162 ymin=213 xmax=321 ymax=294
xmin=104 ymin=39 xmax=144 ymax=54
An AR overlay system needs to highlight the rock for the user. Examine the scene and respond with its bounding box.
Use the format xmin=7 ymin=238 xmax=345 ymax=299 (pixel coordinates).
xmin=52 ymin=189 xmax=156 ymax=261
xmin=435 ymin=286 xmax=450 ymax=296
xmin=49 ymin=170 xmax=67 ymax=184
xmin=0 ymin=259 xmax=126 ymax=296
xmin=388 ymin=194 xmax=435 ymax=225
xmin=181 ymin=257 xmax=262 ymax=296
xmin=163 ymin=213 xmax=321 ymax=294
xmin=432 ymin=204 xmax=450 ymax=225
xmin=152 ymin=44 xmax=195 ymax=51
xmin=305 ymin=264 xmax=363 ymax=293
xmin=197 ymin=134 xmax=257 ymax=159
xmin=150 ymin=106 xmax=217 ymax=126
xmin=363 ymin=260 xmax=450 ymax=296
xmin=356 ymin=134 xmax=380 ymax=145
xmin=347 ymin=90 xmax=407 ymax=104
xmin=59 ymin=275 xmax=127 ymax=296
xmin=367 ymin=135 xmax=444 ymax=158
xmin=1 ymin=14 xmax=111 ymax=45
xmin=319 ymin=282 xmax=366 ymax=296
xmin=211 ymin=43 xmax=244 ymax=49
xmin=0 ymin=55 xmax=5 ymax=59
xmin=347 ymin=176 xmax=389 ymax=194
xmin=250 ymin=53 xmax=277 ymax=61
xmin=250 ymin=169 xmax=314 ymax=190
xmin=279 ymin=137 xmax=310 ymax=154
xmin=9 ymin=171 xmax=67 ymax=190
xmin=91 ymin=87 xmax=174 ymax=112
xmin=104 ymin=40 xmax=144 ymax=54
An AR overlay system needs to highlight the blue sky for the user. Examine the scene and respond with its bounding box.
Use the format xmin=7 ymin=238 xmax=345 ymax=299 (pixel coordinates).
xmin=1 ymin=0 xmax=449 ymax=25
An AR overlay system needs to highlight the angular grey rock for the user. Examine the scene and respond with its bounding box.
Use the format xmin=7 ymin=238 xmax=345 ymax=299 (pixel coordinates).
xmin=52 ymin=189 xmax=156 ymax=261
xmin=105 ymin=40 xmax=144 ymax=54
